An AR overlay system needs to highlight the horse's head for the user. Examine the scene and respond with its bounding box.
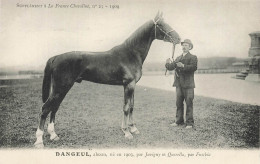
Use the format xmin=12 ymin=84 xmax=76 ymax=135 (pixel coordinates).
xmin=153 ymin=12 xmax=181 ymax=45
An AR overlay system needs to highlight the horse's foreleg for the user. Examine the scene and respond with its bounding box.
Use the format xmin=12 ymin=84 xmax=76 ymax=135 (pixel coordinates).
xmin=121 ymin=81 xmax=135 ymax=139
xmin=128 ymin=94 xmax=140 ymax=134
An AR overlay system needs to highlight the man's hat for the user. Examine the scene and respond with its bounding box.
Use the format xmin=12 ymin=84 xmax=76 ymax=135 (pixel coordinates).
xmin=181 ymin=39 xmax=193 ymax=50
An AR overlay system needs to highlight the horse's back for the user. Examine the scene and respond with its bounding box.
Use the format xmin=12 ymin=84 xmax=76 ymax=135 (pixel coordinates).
xmin=79 ymin=49 xmax=142 ymax=85
xmin=48 ymin=49 xmax=141 ymax=85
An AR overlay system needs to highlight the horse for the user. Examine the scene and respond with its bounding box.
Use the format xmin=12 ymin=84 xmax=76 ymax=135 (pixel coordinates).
xmin=34 ymin=12 xmax=181 ymax=148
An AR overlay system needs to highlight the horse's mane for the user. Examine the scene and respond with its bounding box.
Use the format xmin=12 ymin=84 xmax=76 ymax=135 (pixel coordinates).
xmin=124 ymin=20 xmax=154 ymax=48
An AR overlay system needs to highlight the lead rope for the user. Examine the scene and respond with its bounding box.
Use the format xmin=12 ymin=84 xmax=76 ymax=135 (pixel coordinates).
xmin=165 ymin=44 xmax=176 ymax=76
xmin=153 ymin=18 xmax=177 ymax=77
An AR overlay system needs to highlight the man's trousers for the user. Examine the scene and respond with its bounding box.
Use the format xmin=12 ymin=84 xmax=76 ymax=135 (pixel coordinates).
xmin=175 ymin=87 xmax=194 ymax=126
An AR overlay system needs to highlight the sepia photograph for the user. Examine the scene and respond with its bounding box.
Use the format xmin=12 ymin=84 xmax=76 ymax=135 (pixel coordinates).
xmin=0 ymin=0 xmax=259 ymax=163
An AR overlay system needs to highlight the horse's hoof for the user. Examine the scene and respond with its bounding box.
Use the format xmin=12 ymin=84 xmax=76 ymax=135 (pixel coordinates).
xmin=50 ymin=135 xmax=60 ymax=141
xmin=130 ymin=126 xmax=140 ymax=135
xmin=125 ymin=133 xmax=134 ymax=140
xmin=131 ymin=129 xmax=140 ymax=135
xmin=121 ymin=128 xmax=133 ymax=139
xmin=34 ymin=142 xmax=44 ymax=148
xmin=50 ymin=133 xmax=60 ymax=141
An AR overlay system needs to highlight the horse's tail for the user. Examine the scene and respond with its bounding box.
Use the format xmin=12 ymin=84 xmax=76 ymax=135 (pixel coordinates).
xmin=42 ymin=58 xmax=53 ymax=103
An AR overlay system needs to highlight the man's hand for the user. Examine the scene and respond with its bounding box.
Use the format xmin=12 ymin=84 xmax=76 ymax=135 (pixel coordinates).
xmin=176 ymin=62 xmax=184 ymax=68
xmin=166 ymin=58 xmax=172 ymax=64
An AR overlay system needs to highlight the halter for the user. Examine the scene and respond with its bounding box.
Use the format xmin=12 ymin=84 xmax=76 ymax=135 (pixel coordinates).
xmin=153 ymin=18 xmax=175 ymax=43
xmin=153 ymin=18 xmax=178 ymax=76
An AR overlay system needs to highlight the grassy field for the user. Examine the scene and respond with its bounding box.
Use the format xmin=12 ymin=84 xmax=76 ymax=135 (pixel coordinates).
xmin=0 ymin=78 xmax=259 ymax=149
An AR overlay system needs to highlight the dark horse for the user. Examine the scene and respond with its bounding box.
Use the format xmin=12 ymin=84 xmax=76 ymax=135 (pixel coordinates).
xmin=34 ymin=12 xmax=181 ymax=148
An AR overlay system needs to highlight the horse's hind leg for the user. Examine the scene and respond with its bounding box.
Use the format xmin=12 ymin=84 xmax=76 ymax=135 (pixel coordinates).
xmin=35 ymin=80 xmax=73 ymax=148
xmin=128 ymin=94 xmax=140 ymax=135
xmin=47 ymin=91 xmax=68 ymax=141
xmin=46 ymin=83 xmax=73 ymax=140
xmin=35 ymin=96 xmax=57 ymax=148
xmin=34 ymin=101 xmax=52 ymax=148
xmin=47 ymin=110 xmax=60 ymax=141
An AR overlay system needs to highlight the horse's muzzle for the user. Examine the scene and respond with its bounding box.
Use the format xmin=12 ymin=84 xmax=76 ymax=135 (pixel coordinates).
xmin=168 ymin=30 xmax=181 ymax=44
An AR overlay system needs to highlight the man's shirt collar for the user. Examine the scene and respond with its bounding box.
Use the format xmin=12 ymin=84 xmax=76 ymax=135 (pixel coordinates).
xmin=182 ymin=52 xmax=189 ymax=56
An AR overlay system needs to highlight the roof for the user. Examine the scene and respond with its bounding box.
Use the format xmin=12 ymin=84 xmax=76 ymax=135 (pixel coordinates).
xmin=249 ymin=31 xmax=260 ymax=36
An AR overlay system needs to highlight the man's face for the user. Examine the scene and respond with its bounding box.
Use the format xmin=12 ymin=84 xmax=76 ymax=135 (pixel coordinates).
xmin=182 ymin=43 xmax=191 ymax=53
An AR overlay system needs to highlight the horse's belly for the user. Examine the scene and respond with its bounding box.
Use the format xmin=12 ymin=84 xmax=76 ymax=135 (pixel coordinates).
xmin=86 ymin=79 xmax=123 ymax=85
xmin=81 ymin=67 xmax=124 ymax=85
xmin=84 ymin=77 xmax=123 ymax=85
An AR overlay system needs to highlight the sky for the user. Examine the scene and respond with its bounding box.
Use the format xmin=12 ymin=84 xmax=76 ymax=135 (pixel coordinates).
xmin=0 ymin=0 xmax=260 ymax=68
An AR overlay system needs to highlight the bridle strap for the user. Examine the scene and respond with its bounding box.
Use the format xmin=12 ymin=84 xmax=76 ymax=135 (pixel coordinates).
xmin=158 ymin=26 xmax=175 ymax=42
xmin=153 ymin=18 xmax=175 ymax=43
xmin=153 ymin=18 xmax=160 ymax=39
xmin=163 ymin=29 xmax=174 ymax=41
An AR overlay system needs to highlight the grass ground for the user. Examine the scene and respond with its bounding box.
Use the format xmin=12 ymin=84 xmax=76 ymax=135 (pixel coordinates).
xmin=0 ymin=78 xmax=259 ymax=149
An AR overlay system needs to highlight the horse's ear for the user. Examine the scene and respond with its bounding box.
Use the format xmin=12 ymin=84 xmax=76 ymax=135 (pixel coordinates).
xmin=160 ymin=12 xmax=163 ymax=18
xmin=155 ymin=11 xmax=160 ymax=20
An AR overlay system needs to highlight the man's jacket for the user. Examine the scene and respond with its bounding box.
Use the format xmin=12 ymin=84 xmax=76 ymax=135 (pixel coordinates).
xmin=165 ymin=52 xmax=198 ymax=88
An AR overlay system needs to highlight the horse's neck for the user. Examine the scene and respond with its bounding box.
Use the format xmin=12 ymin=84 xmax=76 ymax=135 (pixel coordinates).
xmin=124 ymin=21 xmax=155 ymax=64
xmin=137 ymin=32 xmax=154 ymax=64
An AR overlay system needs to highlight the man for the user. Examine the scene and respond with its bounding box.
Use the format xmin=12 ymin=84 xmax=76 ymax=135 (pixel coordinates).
xmin=165 ymin=39 xmax=197 ymax=129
